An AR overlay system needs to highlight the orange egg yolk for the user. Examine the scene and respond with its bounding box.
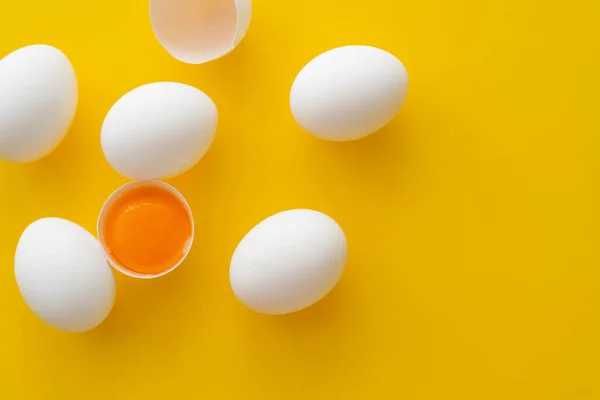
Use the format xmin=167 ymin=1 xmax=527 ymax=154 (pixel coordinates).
xmin=102 ymin=185 xmax=192 ymax=275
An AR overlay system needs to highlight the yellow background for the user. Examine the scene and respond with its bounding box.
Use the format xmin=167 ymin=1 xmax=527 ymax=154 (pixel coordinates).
xmin=1 ymin=0 xmax=599 ymax=398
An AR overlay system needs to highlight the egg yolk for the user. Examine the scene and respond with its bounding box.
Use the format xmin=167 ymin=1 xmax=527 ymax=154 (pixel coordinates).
xmin=102 ymin=185 xmax=192 ymax=275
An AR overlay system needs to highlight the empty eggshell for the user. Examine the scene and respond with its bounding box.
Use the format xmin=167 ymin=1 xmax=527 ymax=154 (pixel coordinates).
xmin=15 ymin=218 xmax=116 ymax=333
xmin=230 ymin=209 xmax=347 ymax=315
xmin=101 ymin=82 xmax=218 ymax=180
xmin=290 ymin=45 xmax=408 ymax=141
xmin=0 ymin=45 xmax=78 ymax=162
xmin=150 ymin=0 xmax=252 ymax=64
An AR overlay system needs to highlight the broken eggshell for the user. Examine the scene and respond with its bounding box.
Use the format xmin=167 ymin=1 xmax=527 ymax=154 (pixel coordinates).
xmin=150 ymin=0 xmax=252 ymax=64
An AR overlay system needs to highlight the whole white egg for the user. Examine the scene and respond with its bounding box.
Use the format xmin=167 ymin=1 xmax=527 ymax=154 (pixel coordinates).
xmin=0 ymin=45 xmax=78 ymax=162
xmin=290 ymin=45 xmax=408 ymax=141
xmin=230 ymin=209 xmax=347 ymax=315
xmin=15 ymin=218 xmax=116 ymax=333
xmin=101 ymin=82 xmax=218 ymax=180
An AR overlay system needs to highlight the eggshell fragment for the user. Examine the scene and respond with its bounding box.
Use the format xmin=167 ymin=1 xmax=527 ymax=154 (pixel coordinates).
xmin=150 ymin=0 xmax=252 ymax=64
xmin=0 ymin=45 xmax=78 ymax=162
xmin=290 ymin=45 xmax=408 ymax=141
xmin=230 ymin=209 xmax=347 ymax=315
xmin=101 ymin=82 xmax=218 ymax=180
xmin=15 ymin=218 xmax=116 ymax=333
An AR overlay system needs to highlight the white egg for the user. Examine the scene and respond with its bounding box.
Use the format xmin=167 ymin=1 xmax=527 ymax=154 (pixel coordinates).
xmin=230 ymin=209 xmax=347 ymax=315
xmin=15 ymin=218 xmax=116 ymax=333
xmin=290 ymin=45 xmax=408 ymax=142
xmin=0 ymin=45 xmax=78 ymax=162
xmin=101 ymin=82 xmax=218 ymax=180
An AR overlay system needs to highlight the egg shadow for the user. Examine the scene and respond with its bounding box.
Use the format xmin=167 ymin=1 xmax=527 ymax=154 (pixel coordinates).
xmin=0 ymin=111 xmax=107 ymax=236
xmin=166 ymin=138 xmax=222 ymax=202
xmin=15 ymin=112 xmax=93 ymax=190
xmin=236 ymin=262 xmax=372 ymax=389
xmin=158 ymin=30 xmax=260 ymax=110
xmin=160 ymin=36 xmax=259 ymax=193
xmin=317 ymin=115 xmax=413 ymax=185
xmin=83 ymin=248 xmax=208 ymax=347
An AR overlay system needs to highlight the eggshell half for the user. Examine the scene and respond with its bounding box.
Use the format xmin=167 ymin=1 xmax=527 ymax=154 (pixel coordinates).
xmin=101 ymin=82 xmax=218 ymax=180
xmin=15 ymin=218 xmax=116 ymax=333
xmin=290 ymin=45 xmax=408 ymax=142
xmin=150 ymin=0 xmax=252 ymax=64
xmin=230 ymin=209 xmax=347 ymax=315
xmin=0 ymin=45 xmax=78 ymax=162
xmin=97 ymin=180 xmax=195 ymax=279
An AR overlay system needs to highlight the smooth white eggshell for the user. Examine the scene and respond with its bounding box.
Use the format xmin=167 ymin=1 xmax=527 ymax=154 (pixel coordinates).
xmin=0 ymin=45 xmax=78 ymax=162
xmin=101 ymin=82 xmax=218 ymax=180
xmin=150 ymin=0 xmax=252 ymax=64
xmin=230 ymin=209 xmax=347 ymax=315
xmin=290 ymin=45 xmax=408 ymax=141
xmin=15 ymin=218 xmax=116 ymax=333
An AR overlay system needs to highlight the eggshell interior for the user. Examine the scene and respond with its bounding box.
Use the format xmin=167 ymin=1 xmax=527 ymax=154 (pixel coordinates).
xmin=97 ymin=180 xmax=195 ymax=279
xmin=150 ymin=0 xmax=251 ymax=64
